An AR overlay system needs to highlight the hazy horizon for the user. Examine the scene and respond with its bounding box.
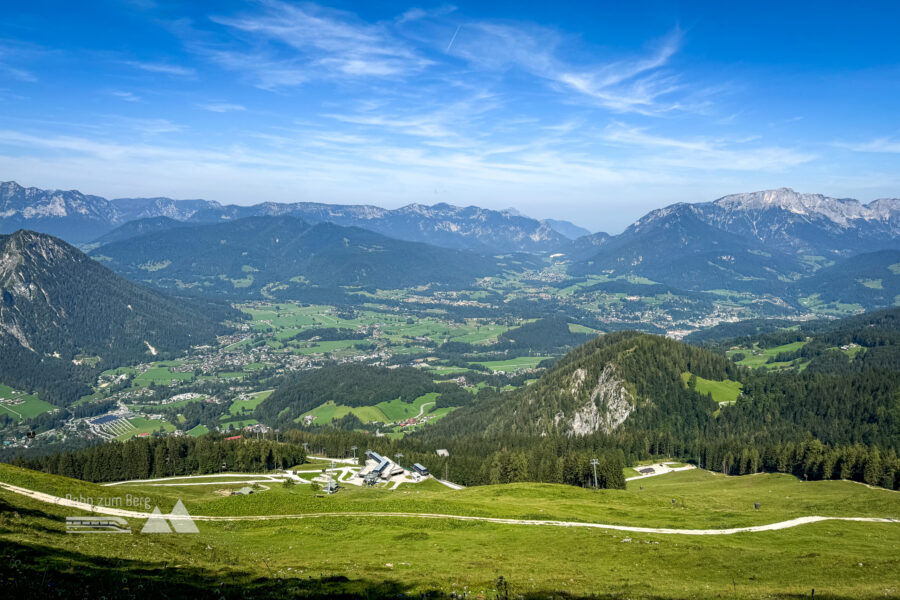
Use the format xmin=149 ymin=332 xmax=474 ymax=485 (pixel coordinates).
xmin=2 ymin=1 xmax=899 ymax=231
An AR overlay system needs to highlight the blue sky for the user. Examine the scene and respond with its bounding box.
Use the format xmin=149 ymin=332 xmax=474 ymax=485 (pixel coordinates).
xmin=1 ymin=1 xmax=899 ymax=232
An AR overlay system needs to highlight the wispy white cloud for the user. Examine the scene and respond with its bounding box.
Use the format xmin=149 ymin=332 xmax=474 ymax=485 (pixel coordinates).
xmin=441 ymin=22 xmax=687 ymax=115
xmin=124 ymin=60 xmax=196 ymax=77
xmin=837 ymin=137 xmax=900 ymax=153
xmin=200 ymin=1 xmax=431 ymax=88
xmin=111 ymin=90 xmax=141 ymax=102
xmin=602 ymin=124 xmax=817 ymax=171
xmin=199 ymin=102 xmax=246 ymax=113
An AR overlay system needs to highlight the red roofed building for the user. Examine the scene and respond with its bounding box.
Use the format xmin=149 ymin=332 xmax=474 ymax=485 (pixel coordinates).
xmin=225 ymin=435 xmax=242 ymax=441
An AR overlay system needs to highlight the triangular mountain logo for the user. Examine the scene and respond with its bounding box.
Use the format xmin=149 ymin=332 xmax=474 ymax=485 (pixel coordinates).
xmin=141 ymin=506 xmax=173 ymax=533
xmin=140 ymin=500 xmax=198 ymax=534
xmin=168 ymin=499 xmax=199 ymax=533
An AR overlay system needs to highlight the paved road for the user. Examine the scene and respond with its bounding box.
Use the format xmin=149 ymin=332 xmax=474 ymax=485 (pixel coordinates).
xmin=1 ymin=480 xmax=895 ymax=536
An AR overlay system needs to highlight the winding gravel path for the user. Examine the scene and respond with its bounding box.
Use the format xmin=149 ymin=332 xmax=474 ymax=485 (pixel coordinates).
xmin=1 ymin=480 xmax=896 ymax=536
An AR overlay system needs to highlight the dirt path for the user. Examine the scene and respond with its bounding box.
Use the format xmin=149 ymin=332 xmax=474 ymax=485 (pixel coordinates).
xmin=2 ymin=480 xmax=895 ymax=536
xmin=415 ymin=401 xmax=435 ymax=419
xmin=626 ymin=463 xmax=696 ymax=482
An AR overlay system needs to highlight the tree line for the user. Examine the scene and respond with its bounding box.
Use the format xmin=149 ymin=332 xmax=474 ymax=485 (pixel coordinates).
xmin=15 ymin=435 xmax=306 ymax=483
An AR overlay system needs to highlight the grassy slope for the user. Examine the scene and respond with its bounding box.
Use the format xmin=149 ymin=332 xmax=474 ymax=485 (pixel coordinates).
xmin=680 ymin=372 xmax=742 ymax=404
xmin=1 ymin=464 xmax=898 ymax=598
xmin=299 ymin=393 xmax=439 ymax=425
xmin=728 ymin=341 xmax=807 ymax=369
xmin=0 ymin=384 xmax=55 ymax=420
xmin=473 ymin=356 xmax=550 ymax=372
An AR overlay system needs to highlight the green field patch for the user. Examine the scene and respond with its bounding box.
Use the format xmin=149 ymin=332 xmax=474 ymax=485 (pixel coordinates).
xmin=2 ymin=464 xmax=900 ymax=598
xmin=473 ymin=356 xmax=550 ymax=372
xmin=116 ymin=417 xmax=175 ymax=440
xmin=681 ymin=372 xmax=742 ymax=404
xmin=185 ymin=424 xmax=209 ymax=436
xmin=220 ymin=418 xmax=259 ymax=430
xmin=567 ymin=323 xmax=600 ymax=334
xmin=728 ymin=340 xmax=808 ymax=370
xmin=799 ymin=294 xmax=865 ymax=317
xmin=217 ymin=371 xmax=246 ymax=379
xmin=229 ymin=390 xmax=272 ymax=416
xmin=138 ymin=260 xmax=171 ymax=272
xmin=298 ymin=402 xmax=389 ymax=425
xmin=0 ymin=385 xmax=55 ymax=420
xmin=132 ymin=364 xmax=194 ymax=388
xmin=375 ymin=393 xmax=439 ymax=422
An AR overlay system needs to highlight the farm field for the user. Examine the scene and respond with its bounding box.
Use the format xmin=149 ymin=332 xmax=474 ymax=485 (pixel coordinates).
xmin=0 ymin=384 xmax=55 ymax=420
xmin=239 ymin=303 xmax=520 ymax=353
xmin=229 ymin=390 xmax=272 ymax=415
xmin=132 ymin=363 xmax=195 ymax=387
xmin=0 ymin=464 xmax=898 ymax=598
xmin=298 ymin=394 xmax=440 ymax=426
xmin=473 ymin=356 xmax=550 ymax=372
xmin=186 ymin=424 xmax=209 ymax=436
xmin=728 ymin=341 xmax=808 ymax=369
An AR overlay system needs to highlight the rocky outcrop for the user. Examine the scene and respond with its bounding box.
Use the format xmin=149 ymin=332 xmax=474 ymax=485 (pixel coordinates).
xmin=568 ymin=364 xmax=634 ymax=436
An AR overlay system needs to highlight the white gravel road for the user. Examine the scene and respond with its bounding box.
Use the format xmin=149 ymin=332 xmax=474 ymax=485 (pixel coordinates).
xmin=1 ymin=480 xmax=895 ymax=536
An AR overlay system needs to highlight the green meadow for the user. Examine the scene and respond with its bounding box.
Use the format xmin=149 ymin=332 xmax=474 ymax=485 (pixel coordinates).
xmin=1 ymin=464 xmax=898 ymax=598
xmin=473 ymin=356 xmax=550 ymax=372
xmin=298 ymin=393 xmax=440 ymax=425
xmin=0 ymin=384 xmax=55 ymax=420
xmin=681 ymin=372 xmax=742 ymax=404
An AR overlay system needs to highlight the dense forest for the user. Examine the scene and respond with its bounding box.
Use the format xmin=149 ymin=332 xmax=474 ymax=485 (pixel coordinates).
xmin=15 ymin=435 xmax=307 ymax=483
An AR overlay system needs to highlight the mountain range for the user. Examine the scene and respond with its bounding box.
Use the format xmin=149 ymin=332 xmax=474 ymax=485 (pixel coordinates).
xmin=0 ymin=181 xmax=581 ymax=251
xmin=3 ymin=181 xmax=899 ymax=309
xmin=569 ymin=188 xmax=899 ymax=293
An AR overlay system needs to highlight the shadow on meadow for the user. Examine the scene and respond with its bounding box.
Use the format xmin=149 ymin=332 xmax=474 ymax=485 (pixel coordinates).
xmin=0 ymin=539 xmax=855 ymax=600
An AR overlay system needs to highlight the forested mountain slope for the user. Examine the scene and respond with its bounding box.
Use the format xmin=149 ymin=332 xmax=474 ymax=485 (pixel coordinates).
xmin=431 ymin=332 xmax=735 ymax=438
xmin=0 ymin=230 xmax=229 ymax=403
xmin=569 ymin=203 xmax=806 ymax=292
xmin=90 ymin=216 xmax=501 ymax=298
xmin=424 ymin=327 xmax=900 ymax=452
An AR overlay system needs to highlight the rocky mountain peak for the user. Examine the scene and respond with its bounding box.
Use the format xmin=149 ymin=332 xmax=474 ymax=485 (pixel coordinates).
xmin=711 ymin=188 xmax=896 ymax=226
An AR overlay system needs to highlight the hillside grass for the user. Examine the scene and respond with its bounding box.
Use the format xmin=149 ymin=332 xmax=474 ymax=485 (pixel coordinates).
xmin=728 ymin=340 xmax=808 ymax=370
xmin=680 ymin=372 xmax=742 ymax=404
xmin=228 ymin=389 xmax=272 ymax=416
xmin=0 ymin=384 xmax=55 ymax=420
xmin=1 ymin=464 xmax=898 ymax=598
xmin=298 ymin=393 xmax=439 ymax=425
xmin=473 ymin=356 xmax=550 ymax=372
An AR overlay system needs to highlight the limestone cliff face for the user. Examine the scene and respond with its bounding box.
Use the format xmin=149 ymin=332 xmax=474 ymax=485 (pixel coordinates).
xmin=555 ymin=364 xmax=634 ymax=436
